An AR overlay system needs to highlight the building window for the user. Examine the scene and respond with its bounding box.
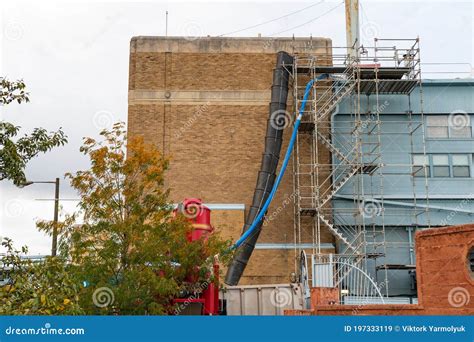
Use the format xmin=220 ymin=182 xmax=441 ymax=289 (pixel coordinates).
xmin=412 ymin=154 xmax=429 ymax=177
xmin=426 ymin=115 xmax=448 ymax=138
xmin=450 ymin=112 xmax=472 ymax=138
xmin=452 ymin=154 xmax=470 ymax=177
xmin=413 ymin=153 xmax=472 ymax=178
xmin=426 ymin=114 xmax=472 ymax=139
xmin=432 ymin=154 xmax=450 ymax=177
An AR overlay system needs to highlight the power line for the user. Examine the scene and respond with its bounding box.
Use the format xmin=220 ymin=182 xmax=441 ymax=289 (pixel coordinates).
xmin=269 ymin=1 xmax=344 ymax=37
xmin=217 ymin=1 xmax=325 ymax=37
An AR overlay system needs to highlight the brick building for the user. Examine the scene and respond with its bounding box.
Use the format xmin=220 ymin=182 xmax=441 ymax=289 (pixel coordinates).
xmin=127 ymin=36 xmax=334 ymax=284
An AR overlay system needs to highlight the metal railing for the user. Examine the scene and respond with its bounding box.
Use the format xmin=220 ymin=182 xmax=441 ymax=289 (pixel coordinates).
xmin=311 ymin=253 xmax=385 ymax=304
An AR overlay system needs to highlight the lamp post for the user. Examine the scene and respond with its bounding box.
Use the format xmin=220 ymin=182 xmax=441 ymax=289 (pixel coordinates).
xmin=21 ymin=178 xmax=60 ymax=256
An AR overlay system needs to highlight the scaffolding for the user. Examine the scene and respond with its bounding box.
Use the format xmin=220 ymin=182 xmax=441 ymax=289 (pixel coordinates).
xmin=289 ymin=38 xmax=429 ymax=299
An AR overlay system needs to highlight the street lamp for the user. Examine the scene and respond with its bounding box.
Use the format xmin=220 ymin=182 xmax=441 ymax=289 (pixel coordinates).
xmin=20 ymin=178 xmax=60 ymax=257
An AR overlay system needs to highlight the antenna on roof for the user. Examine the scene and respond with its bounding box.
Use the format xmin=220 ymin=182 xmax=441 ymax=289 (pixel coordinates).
xmin=166 ymin=11 xmax=168 ymax=37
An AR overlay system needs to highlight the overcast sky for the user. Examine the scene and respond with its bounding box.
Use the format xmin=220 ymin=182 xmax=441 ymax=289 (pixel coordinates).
xmin=0 ymin=0 xmax=472 ymax=255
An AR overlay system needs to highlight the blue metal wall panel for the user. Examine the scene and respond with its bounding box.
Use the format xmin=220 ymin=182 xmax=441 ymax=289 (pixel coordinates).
xmin=331 ymin=79 xmax=474 ymax=296
xmin=333 ymin=80 xmax=474 ymax=228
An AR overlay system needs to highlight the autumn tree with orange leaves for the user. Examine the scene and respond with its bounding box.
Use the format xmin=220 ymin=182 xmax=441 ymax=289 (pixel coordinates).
xmin=36 ymin=122 xmax=231 ymax=315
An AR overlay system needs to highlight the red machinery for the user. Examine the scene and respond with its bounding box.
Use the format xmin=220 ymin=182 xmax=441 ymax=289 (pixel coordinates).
xmin=172 ymin=198 xmax=219 ymax=315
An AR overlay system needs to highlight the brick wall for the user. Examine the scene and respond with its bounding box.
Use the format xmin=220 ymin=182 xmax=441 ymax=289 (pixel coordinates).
xmin=128 ymin=36 xmax=334 ymax=284
xmin=285 ymin=224 xmax=474 ymax=315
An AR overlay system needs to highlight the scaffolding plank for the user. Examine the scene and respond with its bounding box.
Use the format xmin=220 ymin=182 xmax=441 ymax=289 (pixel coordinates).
xmin=295 ymin=66 xmax=412 ymax=79
xmin=300 ymin=208 xmax=317 ymax=217
xmin=359 ymin=79 xmax=418 ymax=95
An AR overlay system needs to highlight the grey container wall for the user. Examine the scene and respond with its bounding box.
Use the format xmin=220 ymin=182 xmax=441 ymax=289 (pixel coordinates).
xmin=220 ymin=283 xmax=303 ymax=315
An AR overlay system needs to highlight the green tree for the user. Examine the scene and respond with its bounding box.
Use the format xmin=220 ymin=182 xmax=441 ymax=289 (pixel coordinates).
xmin=39 ymin=123 xmax=232 ymax=314
xmin=0 ymin=238 xmax=83 ymax=315
xmin=0 ymin=78 xmax=67 ymax=185
xmin=0 ymin=78 xmax=71 ymax=314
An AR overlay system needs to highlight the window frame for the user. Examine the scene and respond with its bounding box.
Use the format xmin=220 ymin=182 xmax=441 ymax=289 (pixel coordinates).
xmin=426 ymin=115 xmax=449 ymax=139
xmin=426 ymin=114 xmax=473 ymax=139
xmin=412 ymin=154 xmax=430 ymax=178
xmin=452 ymin=154 xmax=471 ymax=178
xmin=431 ymin=154 xmax=450 ymax=178
xmin=412 ymin=153 xmax=472 ymax=179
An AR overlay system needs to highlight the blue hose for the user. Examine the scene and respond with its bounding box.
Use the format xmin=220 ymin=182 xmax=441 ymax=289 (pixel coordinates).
xmin=233 ymin=74 xmax=329 ymax=249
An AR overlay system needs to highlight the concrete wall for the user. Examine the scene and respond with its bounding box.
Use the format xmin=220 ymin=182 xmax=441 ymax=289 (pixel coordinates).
xmin=127 ymin=36 xmax=334 ymax=284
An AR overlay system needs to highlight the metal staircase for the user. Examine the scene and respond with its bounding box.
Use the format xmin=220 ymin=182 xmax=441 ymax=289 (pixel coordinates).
xmin=315 ymin=213 xmax=356 ymax=253
xmin=319 ymin=165 xmax=361 ymax=208
xmin=291 ymin=39 xmax=422 ymax=299
xmin=293 ymin=57 xmax=362 ymax=256
xmin=316 ymin=131 xmax=355 ymax=164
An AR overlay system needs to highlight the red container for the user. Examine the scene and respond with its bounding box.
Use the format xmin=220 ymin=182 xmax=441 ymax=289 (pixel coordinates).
xmin=174 ymin=198 xmax=213 ymax=242
xmin=172 ymin=199 xmax=220 ymax=315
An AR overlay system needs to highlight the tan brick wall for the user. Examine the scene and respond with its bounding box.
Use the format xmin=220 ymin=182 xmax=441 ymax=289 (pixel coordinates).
xmin=210 ymin=209 xmax=244 ymax=242
xmin=128 ymin=36 xmax=334 ymax=284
